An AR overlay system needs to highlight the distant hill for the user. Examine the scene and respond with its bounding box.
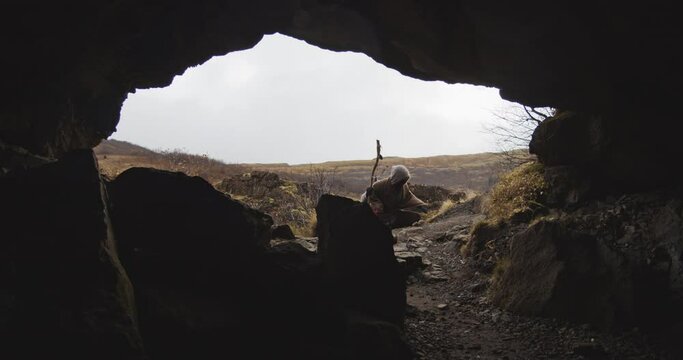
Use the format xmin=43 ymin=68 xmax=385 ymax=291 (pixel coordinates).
xmin=94 ymin=139 xmax=157 ymax=156
xmin=94 ymin=139 xmax=532 ymax=193
xmin=94 ymin=139 xmax=248 ymax=183
xmin=250 ymin=152 xmax=529 ymax=194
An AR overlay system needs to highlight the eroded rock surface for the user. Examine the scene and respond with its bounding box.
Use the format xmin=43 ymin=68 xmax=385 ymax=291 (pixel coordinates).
xmin=489 ymin=191 xmax=683 ymax=332
xmin=0 ymin=150 xmax=143 ymax=359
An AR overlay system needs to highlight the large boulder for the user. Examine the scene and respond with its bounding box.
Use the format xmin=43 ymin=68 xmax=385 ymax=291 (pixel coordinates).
xmin=315 ymin=194 xmax=406 ymax=326
xmin=0 ymin=150 xmax=144 ymax=359
xmin=108 ymin=167 xmax=273 ymax=279
xmin=489 ymin=191 xmax=683 ymax=330
xmin=107 ymin=167 xmax=279 ymax=358
xmin=530 ymin=110 xmax=680 ymax=195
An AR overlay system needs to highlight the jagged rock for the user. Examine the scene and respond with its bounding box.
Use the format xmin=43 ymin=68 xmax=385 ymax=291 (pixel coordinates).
xmin=316 ymin=194 xmax=406 ymax=326
xmin=272 ymin=224 xmax=296 ymax=240
xmin=489 ymin=192 xmax=683 ymax=329
xmin=107 ymin=167 xmax=279 ymax=358
xmin=109 ymin=167 xmax=274 ymax=263
xmin=0 ymin=150 xmax=143 ymax=359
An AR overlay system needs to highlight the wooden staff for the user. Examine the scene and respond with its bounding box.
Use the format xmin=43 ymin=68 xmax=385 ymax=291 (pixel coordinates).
xmin=370 ymin=139 xmax=382 ymax=187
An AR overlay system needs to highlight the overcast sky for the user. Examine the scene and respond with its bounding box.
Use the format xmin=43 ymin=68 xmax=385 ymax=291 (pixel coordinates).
xmin=113 ymin=33 xmax=517 ymax=164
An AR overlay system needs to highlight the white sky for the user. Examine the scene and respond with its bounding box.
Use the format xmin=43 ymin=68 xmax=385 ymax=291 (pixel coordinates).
xmin=113 ymin=33 xmax=517 ymax=164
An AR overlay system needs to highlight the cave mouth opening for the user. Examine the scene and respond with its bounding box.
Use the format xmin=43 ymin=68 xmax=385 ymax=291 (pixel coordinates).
xmin=111 ymin=33 xmax=523 ymax=166
xmin=98 ymin=32 xmax=538 ymax=239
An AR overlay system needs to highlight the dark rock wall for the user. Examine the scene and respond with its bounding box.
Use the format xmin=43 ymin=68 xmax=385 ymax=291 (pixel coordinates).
xmin=2 ymin=1 xmax=681 ymax=194
xmin=0 ymin=150 xmax=143 ymax=359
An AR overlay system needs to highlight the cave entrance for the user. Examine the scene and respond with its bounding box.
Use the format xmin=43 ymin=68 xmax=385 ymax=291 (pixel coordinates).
xmin=99 ymin=32 xmax=536 ymax=237
xmin=111 ymin=33 xmax=522 ymax=164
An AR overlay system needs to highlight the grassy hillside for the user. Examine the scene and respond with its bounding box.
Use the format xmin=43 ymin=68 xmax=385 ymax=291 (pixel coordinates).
xmin=94 ymin=139 xmax=531 ymax=193
xmin=251 ymin=152 xmax=529 ymax=194
xmin=94 ymin=139 xmax=248 ymax=183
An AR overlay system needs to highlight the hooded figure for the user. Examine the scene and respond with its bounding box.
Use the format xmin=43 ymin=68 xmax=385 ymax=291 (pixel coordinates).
xmin=360 ymin=165 xmax=426 ymax=229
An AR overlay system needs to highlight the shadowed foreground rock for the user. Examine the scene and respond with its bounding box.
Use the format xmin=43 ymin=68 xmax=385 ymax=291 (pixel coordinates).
xmin=0 ymin=150 xmax=143 ymax=360
xmin=108 ymin=167 xmax=274 ymax=282
xmin=316 ymin=194 xmax=407 ymax=326
xmin=107 ymin=170 xmax=410 ymax=359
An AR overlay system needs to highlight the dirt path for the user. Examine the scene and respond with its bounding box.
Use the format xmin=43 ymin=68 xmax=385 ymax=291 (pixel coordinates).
xmin=396 ymin=206 xmax=671 ymax=360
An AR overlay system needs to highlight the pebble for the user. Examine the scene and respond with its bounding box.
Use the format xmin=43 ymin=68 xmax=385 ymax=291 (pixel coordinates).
xmin=437 ymin=303 xmax=449 ymax=310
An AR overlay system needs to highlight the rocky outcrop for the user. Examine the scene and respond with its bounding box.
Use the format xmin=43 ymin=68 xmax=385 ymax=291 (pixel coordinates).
xmin=0 ymin=150 xmax=143 ymax=359
xmin=489 ymin=191 xmax=683 ymax=330
xmin=216 ymin=171 xmax=315 ymax=233
xmin=104 ymin=170 xmax=410 ymax=359
xmin=530 ymin=110 xmax=680 ymax=195
xmin=316 ymin=194 xmax=406 ymax=326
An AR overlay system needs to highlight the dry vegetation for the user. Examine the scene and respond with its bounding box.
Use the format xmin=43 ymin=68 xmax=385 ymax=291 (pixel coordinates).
xmin=481 ymin=161 xmax=547 ymax=222
xmin=95 ymin=140 xmax=248 ymax=183
xmin=461 ymin=161 xmax=548 ymax=267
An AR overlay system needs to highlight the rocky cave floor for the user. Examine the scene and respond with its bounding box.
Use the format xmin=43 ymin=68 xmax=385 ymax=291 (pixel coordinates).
xmin=392 ymin=208 xmax=675 ymax=360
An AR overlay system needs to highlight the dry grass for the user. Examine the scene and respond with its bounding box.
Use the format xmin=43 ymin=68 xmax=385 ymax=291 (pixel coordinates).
xmin=96 ymin=150 xmax=248 ymax=184
xmin=290 ymin=212 xmax=317 ymax=237
xmin=424 ymin=199 xmax=456 ymax=223
xmin=481 ymin=161 xmax=547 ymax=222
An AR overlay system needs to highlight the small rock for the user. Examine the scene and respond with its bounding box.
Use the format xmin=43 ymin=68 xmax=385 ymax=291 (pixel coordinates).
xmin=424 ymin=272 xmax=449 ymax=282
xmin=437 ymin=303 xmax=448 ymax=310
xmin=393 ymin=243 xmax=408 ymax=252
xmin=452 ymin=234 xmax=469 ymax=243
xmin=469 ymin=281 xmax=488 ymax=293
